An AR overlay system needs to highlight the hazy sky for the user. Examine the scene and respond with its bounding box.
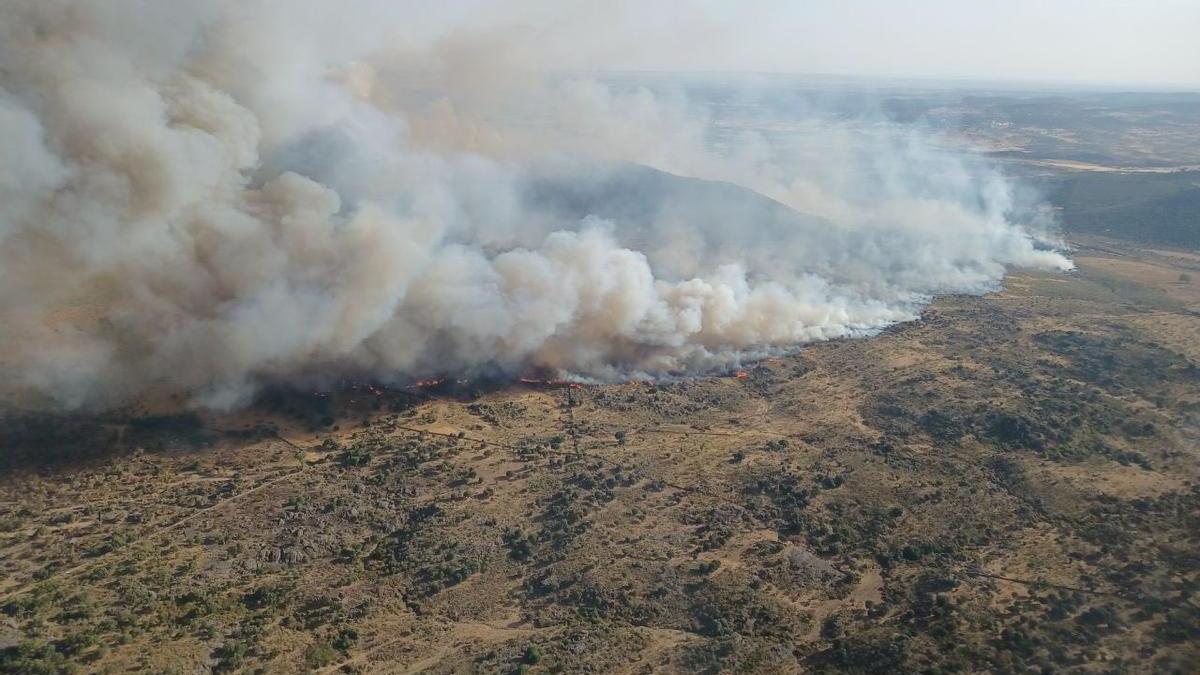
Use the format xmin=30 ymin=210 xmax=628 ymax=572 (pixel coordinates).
xmin=412 ymin=0 xmax=1200 ymax=88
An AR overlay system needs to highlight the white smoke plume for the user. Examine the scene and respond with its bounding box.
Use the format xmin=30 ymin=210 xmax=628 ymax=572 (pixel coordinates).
xmin=0 ymin=0 xmax=1071 ymax=410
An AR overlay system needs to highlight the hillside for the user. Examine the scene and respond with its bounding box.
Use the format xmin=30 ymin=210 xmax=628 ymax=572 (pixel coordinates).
xmin=2 ymin=236 xmax=1197 ymax=673
xmin=1049 ymin=171 xmax=1200 ymax=249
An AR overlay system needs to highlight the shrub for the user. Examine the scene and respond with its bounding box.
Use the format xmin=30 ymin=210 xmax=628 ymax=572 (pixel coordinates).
xmin=523 ymin=645 xmax=542 ymax=664
xmin=304 ymin=642 xmax=338 ymax=669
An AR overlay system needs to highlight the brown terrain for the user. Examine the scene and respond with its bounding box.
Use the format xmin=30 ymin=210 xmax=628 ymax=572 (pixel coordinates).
xmin=1 ymin=234 xmax=1198 ymax=673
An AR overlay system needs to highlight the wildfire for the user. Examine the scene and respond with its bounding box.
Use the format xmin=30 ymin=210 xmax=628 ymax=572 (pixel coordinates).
xmin=520 ymin=377 xmax=582 ymax=389
xmin=734 ymin=370 xmax=750 ymax=380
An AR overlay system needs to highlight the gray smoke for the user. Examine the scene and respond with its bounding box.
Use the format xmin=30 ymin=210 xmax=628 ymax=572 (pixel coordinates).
xmin=0 ymin=1 xmax=1071 ymax=410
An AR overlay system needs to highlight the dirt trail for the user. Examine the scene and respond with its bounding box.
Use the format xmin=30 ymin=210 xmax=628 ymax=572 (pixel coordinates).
xmin=320 ymin=618 xmax=537 ymax=675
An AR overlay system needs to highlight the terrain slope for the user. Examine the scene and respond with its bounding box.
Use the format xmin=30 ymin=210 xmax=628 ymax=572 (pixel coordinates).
xmin=1 ymin=236 xmax=1198 ymax=673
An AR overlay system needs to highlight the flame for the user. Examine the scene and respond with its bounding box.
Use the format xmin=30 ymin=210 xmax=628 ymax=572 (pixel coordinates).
xmin=520 ymin=376 xmax=582 ymax=389
xmin=734 ymin=370 xmax=750 ymax=379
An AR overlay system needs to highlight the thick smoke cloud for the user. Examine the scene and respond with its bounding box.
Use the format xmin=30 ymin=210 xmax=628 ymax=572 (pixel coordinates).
xmin=0 ymin=1 xmax=1071 ymax=409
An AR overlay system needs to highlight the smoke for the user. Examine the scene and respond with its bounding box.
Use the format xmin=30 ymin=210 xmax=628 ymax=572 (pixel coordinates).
xmin=0 ymin=1 xmax=1071 ymax=410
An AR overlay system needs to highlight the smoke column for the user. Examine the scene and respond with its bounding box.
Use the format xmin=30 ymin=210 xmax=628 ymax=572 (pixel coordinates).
xmin=0 ymin=1 xmax=1072 ymax=409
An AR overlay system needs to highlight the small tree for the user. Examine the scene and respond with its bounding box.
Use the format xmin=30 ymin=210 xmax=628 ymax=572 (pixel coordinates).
xmin=523 ymin=645 xmax=542 ymax=665
xmin=614 ymin=430 xmax=627 ymax=446
xmin=303 ymin=642 xmax=338 ymax=669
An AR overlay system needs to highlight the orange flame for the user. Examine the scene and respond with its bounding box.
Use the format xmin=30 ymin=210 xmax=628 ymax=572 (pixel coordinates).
xmin=520 ymin=377 xmax=583 ymax=389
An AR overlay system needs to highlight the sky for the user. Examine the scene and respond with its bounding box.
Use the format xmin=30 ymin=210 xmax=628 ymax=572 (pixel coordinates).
xmin=409 ymin=0 xmax=1200 ymax=89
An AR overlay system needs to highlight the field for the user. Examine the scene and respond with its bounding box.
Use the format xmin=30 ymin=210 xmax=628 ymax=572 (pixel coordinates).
xmin=2 ymin=232 xmax=1197 ymax=673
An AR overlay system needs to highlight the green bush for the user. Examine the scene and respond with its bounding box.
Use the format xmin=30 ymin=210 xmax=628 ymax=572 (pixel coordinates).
xmin=304 ymin=642 xmax=338 ymax=669
xmin=523 ymin=645 xmax=542 ymax=664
